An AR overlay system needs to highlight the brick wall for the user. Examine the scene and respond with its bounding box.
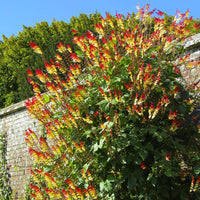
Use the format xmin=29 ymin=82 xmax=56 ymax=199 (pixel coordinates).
xmin=0 ymin=34 xmax=199 ymax=199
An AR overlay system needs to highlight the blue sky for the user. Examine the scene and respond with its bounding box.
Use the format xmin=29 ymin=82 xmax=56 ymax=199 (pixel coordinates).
xmin=1 ymin=0 xmax=200 ymax=41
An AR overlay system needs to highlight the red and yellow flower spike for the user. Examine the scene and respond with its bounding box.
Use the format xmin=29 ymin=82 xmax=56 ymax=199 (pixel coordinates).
xmin=27 ymin=68 xmax=34 ymax=76
xmin=83 ymin=114 xmax=93 ymax=124
xmin=29 ymin=42 xmax=43 ymax=54
xmin=88 ymin=185 xmax=98 ymax=199
xmin=35 ymin=69 xmax=46 ymax=83
xmin=45 ymin=61 xmax=57 ymax=74
xmin=57 ymin=42 xmax=67 ymax=53
xmin=63 ymin=189 xmax=72 ymax=200
xmin=39 ymin=137 xmax=49 ymax=152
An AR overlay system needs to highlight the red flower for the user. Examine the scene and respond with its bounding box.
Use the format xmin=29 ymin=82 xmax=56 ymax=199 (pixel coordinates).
xmin=177 ymin=120 xmax=182 ymax=126
xmin=31 ymin=193 xmax=36 ymax=198
xmin=150 ymin=102 xmax=155 ymax=109
xmin=70 ymin=53 xmax=81 ymax=62
xmin=86 ymin=31 xmax=95 ymax=40
xmin=168 ymin=110 xmax=177 ymax=120
xmin=175 ymin=67 xmax=180 ymax=74
xmin=156 ymin=10 xmax=165 ymax=16
xmin=94 ymin=111 xmax=99 ymax=117
xmin=71 ymin=29 xmax=78 ymax=34
xmin=27 ymin=68 xmax=33 ymax=76
xmin=141 ymin=162 xmax=146 ymax=169
xmin=165 ymin=153 xmax=171 ymax=161
xmin=148 ymin=9 xmax=156 ymax=16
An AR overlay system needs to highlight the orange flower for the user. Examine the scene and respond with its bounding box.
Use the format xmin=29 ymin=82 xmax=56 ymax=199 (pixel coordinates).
xmin=148 ymin=102 xmax=155 ymax=119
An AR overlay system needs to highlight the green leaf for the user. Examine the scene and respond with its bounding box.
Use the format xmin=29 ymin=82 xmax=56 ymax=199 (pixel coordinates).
xmin=139 ymin=194 xmax=144 ymax=200
xmin=147 ymin=173 xmax=153 ymax=181
xmin=75 ymin=50 xmax=83 ymax=58
xmin=83 ymin=130 xmax=91 ymax=137
xmin=92 ymin=139 xmax=104 ymax=152
xmin=83 ymin=163 xmax=90 ymax=172
xmin=111 ymin=99 xmax=118 ymax=105
xmin=194 ymin=165 xmax=200 ymax=175
xmin=139 ymin=150 xmax=148 ymax=161
xmin=97 ymin=99 xmax=107 ymax=105
xmin=165 ymin=170 xmax=177 ymax=177
xmin=104 ymin=180 xmax=112 ymax=191
xmin=153 ymin=132 xmax=163 ymax=142
xmin=100 ymin=182 xmax=105 ymax=192
xmin=128 ymin=173 xmax=136 ymax=190
xmin=149 ymin=125 xmax=157 ymax=134
xmin=107 ymin=174 xmax=115 ymax=182
xmin=43 ymin=94 xmax=50 ymax=103
xmin=150 ymin=177 xmax=157 ymax=187
xmin=105 ymin=103 xmax=110 ymax=111
xmin=93 ymin=143 xmax=99 ymax=152
xmin=112 ymin=77 xmax=121 ymax=83
xmin=99 ymin=138 xmax=104 ymax=149
xmin=99 ymin=180 xmax=113 ymax=192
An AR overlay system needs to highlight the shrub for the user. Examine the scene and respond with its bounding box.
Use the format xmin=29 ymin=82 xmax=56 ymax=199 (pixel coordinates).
xmin=25 ymin=4 xmax=200 ymax=199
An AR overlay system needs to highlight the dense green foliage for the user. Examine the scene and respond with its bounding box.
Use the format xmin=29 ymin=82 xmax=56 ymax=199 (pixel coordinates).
xmin=0 ymin=13 xmax=102 ymax=108
xmin=25 ymin=5 xmax=200 ymax=199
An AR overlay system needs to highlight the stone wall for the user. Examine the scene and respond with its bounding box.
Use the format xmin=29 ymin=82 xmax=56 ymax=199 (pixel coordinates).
xmin=181 ymin=33 xmax=200 ymax=91
xmin=0 ymin=34 xmax=199 ymax=199
xmin=0 ymin=101 xmax=39 ymax=199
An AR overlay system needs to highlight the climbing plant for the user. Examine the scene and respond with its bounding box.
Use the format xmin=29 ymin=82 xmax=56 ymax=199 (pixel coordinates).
xmin=0 ymin=131 xmax=12 ymax=200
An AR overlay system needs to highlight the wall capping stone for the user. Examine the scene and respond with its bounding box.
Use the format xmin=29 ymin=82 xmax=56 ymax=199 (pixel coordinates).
xmin=184 ymin=33 xmax=200 ymax=50
xmin=0 ymin=100 xmax=26 ymax=118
